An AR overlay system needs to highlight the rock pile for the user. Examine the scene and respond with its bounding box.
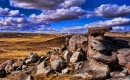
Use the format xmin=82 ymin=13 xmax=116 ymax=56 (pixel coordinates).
xmin=0 ymin=27 xmax=130 ymax=80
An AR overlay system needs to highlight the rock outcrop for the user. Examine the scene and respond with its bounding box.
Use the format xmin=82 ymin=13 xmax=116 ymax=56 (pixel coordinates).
xmin=69 ymin=34 xmax=88 ymax=52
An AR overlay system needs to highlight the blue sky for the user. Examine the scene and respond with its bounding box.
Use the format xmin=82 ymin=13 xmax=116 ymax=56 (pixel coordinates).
xmin=0 ymin=0 xmax=130 ymax=33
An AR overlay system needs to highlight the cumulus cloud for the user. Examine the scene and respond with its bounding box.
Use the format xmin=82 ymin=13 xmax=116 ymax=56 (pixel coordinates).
xmin=63 ymin=17 xmax=130 ymax=33
xmin=112 ymin=26 xmax=130 ymax=32
xmin=10 ymin=0 xmax=86 ymax=10
xmin=95 ymin=4 xmax=130 ymax=18
xmin=0 ymin=7 xmax=25 ymax=17
xmin=30 ymin=7 xmax=86 ymax=21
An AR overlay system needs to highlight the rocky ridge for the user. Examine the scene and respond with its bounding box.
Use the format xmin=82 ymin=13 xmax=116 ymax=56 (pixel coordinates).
xmin=0 ymin=27 xmax=130 ymax=80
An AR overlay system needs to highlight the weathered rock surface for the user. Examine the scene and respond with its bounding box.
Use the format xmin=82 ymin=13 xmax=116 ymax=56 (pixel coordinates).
xmin=110 ymin=71 xmax=127 ymax=78
xmin=62 ymin=67 xmax=69 ymax=74
xmin=69 ymin=34 xmax=88 ymax=51
xmin=12 ymin=59 xmax=24 ymax=70
xmin=63 ymin=50 xmax=72 ymax=61
xmin=88 ymin=36 xmax=117 ymax=63
xmin=4 ymin=60 xmax=14 ymax=72
xmin=36 ymin=61 xmax=51 ymax=75
xmin=75 ymin=59 xmax=110 ymax=79
xmin=25 ymin=52 xmax=39 ymax=64
xmin=70 ymin=52 xmax=81 ymax=63
xmin=117 ymin=48 xmax=130 ymax=66
xmin=50 ymin=54 xmax=66 ymax=72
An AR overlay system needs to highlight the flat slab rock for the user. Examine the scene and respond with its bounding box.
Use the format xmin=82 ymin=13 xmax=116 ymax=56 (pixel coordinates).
xmin=74 ymin=59 xmax=110 ymax=79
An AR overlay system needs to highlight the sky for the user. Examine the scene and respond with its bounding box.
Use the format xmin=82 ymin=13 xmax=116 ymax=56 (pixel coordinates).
xmin=0 ymin=0 xmax=130 ymax=33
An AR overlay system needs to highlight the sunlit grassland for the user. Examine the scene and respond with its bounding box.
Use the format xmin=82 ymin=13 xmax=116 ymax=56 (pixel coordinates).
xmin=0 ymin=34 xmax=64 ymax=59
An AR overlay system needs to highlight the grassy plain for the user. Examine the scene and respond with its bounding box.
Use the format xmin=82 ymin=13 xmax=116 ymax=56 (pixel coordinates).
xmin=0 ymin=33 xmax=66 ymax=60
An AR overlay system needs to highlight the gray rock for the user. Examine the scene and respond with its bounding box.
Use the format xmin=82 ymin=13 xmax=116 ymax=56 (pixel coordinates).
xmin=25 ymin=52 xmax=39 ymax=64
xmin=50 ymin=54 xmax=66 ymax=72
xmin=4 ymin=60 xmax=14 ymax=72
xmin=70 ymin=52 xmax=81 ymax=63
xmin=62 ymin=67 xmax=69 ymax=74
xmin=53 ymin=47 xmax=61 ymax=52
xmin=12 ymin=59 xmax=24 ymax=70
xmin=110 ymin=71 xmax=127 ymax=78
xmin=22 ymin=65 xmax=28 ymax=70
xmin=117 ymin=48 xmax=130 ymax=66
xmin=69 ymin=34 xmax=88 ymax=51
xmin=63 ymin=50 xmax=72 ymax=62
xmin=75 ymin=59 xmax=110 ymax=79
xmin=88 ymin=36 xmax=117 ymax=64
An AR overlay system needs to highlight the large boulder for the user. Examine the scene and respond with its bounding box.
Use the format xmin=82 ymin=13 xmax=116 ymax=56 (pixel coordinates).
xmin=50 ymin=54 xmax=66 ymax=72
xmin=75 ymin=59 xmax=110 ymax=79
xmin=69 ymin=34 xmax=88 ymax=51
xmin=88 ymin=35 xmax=117 ymax=64
xmin=36 ymin=61 xmax=51 ymax=75
xmin=117 ymin=48 xmax=130 ymax=66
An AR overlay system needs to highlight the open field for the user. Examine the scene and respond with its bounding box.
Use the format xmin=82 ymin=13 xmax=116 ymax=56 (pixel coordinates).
xmin=0 ymin=33 xmax=69 ymax=60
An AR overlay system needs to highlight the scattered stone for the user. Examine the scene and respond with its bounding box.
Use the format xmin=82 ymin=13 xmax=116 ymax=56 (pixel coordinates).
xmin=4 ymin=60 xmax=14 ymax=72
xmin=70 ymin=52 xmax=81 ymax=63
xmin=25 ymin=52 xmax=39 ymax=64
xmin=63 ymin=50 xmax=72 ymax=61
xmin=12 ymin=59 xmax=24 ymax=70
xmin=22 ymin=65 xmax=28 ymax=70
xmin=50 ymin=54 xmax=66 ymax=72
xmin=53 ymin=47 xmax=61 ymax=52
xmin=62 ymin=67 xmax=69 ymax=74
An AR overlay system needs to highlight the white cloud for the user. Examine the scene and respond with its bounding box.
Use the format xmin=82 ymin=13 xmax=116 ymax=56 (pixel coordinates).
xmin=0 ymin=7 xmax=25 ymax=17
xmin=10 ymin=0 xmax=86 ymax=10
xmin=0 ymin=7 xmax=9 ymax=16
xmin=112 ymin=26 xmax=130 ymax=32
xmin=95 ymin=4 xmax=130 ymax=17
xmin=30 ymin=7 xmax=86 ymax=21
xmin=63 ymin=17 xmax=130 ymax=33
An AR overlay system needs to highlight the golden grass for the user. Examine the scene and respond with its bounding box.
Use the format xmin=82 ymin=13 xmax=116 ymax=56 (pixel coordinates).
xmin=0 ymin=34 xmax=64 ymax=59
